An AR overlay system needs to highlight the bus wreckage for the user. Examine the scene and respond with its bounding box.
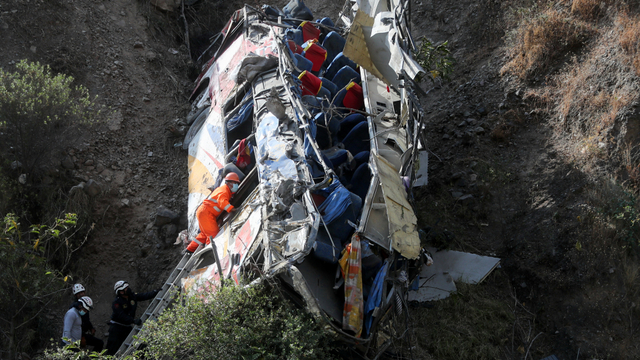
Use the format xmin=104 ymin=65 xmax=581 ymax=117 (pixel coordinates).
xmin=117 ymin=0 xmax=433 ymax=357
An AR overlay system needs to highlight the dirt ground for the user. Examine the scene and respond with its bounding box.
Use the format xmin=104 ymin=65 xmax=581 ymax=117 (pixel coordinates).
xmin=2 ymin=0 xmax=638 ymax=358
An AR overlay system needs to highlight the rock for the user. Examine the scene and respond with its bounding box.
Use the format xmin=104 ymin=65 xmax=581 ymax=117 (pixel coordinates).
xmin=155 ymin=205 xmax=179 ymax=226
xmin=134 ymin=41 xmax=144 ymax=49
xmin=108 ymin=110 xmax=123 ymax=131
xmin=161 ymin=224 xmax=178 ymax=243
xmin=457 ymin=120 xmax=467 ymax=127
xmin=477 ymin=106 xmax=487 ymax=116
xmin=84 ymin=179 xmax=102 ymax=197
xmin=473 ymin=126 xmax=486 ymax=135
xmin=114 ymin=171 xmax=126 ymax=186
xmin=450 ymin=172 xmax=465 ymax=181
xmin=18 ymin=174 xmax=27 ymax=184
xmin=96 ymin=163 xmax=105 ymax=173
xmin=30 ymin=46 xmax=36 ymax=53
xmin=145 ymin=51 xmax=156 ymax=61
xmin=84 ymin=159 xmax=94 ymax=166
xmin=69 ymin=182 xmax=85 ymax=195
xmin=451 ymin=191 xmax=464 ymax=199
xmin=61 ymin=156 xmax=75 ymax=169
xmin=147 ymin=151 xmax=153 ymax=157
xmin=11 ymin=161 xmax=22 ymax=170
xmin=150 ymin=0 xmax=180 ymax=12
xmin=458 ymin=194 xmax=474 ymax=205
xmin=121 ymin=198 xmax=130 ymax=207
xmin=442 ymin=134 xmax=450 ymax=140
xmin=469 ymin=174 xmax=478 ymax=183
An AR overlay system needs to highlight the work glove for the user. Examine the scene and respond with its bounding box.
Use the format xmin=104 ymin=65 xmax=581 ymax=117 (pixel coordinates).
xmin=133 ymin=318 xmax=143 ymax=326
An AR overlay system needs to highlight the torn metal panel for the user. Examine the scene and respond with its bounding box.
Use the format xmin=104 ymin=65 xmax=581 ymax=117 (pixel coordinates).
xmin=343 ymin=10 xmax=386 ymax=82
xmin=408 ymin=248 xmax=501 ymax=302
xmin=344 ymin=9 xmax=424 ymax=88
xmin=426 ymin=247 xmax=500 ymax=284
xmin=413 ymin=150 xmax=428 ymax=187
xmin=181 ymin=196 xmax=263 ymax=295
xmin=375 ymin=155 xmax=420 ymax=259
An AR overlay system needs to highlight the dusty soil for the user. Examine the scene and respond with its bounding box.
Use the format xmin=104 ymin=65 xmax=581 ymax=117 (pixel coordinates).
xmin=1 ymin=0 xmax=637 ymax=358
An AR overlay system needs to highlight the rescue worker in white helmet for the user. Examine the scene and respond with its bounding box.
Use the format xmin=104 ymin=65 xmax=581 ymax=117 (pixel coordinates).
xmin=68 ymin=284 xmax=103 ymax=352
xmin=62 ymin=296 xmax=93 ymax=348
xmin=105 ymin=281 xmax=160 ymax=355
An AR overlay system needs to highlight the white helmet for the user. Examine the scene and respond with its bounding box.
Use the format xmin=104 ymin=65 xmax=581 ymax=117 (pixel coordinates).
xmin=114 ymin=280 xmax=129 ymax=295
xmin=72 ymin=283 xmax=85 ymax=295
xmin=78 ymin=296 xmax=93 ymax=311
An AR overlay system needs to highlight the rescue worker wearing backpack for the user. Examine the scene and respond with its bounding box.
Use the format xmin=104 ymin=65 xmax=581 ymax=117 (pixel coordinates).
xmin=68 ymin=284 xmax=104 ymax=352
xmin=186 ymin=172 xmax=241 ymax=253
xmin=105 ymin=281 xmax=160 ymax=355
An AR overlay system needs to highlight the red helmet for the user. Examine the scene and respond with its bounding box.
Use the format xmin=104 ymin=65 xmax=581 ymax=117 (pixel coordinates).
xmin=224 ymin=172 xmax=240 ymax=183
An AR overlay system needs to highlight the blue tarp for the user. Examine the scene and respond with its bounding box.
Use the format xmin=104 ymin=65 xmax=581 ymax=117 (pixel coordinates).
xmin=364 ymin=261 xmax=388 ymax=336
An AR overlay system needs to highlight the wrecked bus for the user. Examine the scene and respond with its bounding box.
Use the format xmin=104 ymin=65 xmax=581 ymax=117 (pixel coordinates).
xmin=117 ymin=0 xmax=431 ymax=357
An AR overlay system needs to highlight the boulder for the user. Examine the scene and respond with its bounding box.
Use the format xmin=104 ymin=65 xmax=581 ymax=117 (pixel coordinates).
xmin=61 ymin=156 xmax=75 ymax=169
xmin=84 ymin=179 xmax=102 ymax=197
xmin=150 ymin=0 xmax=180 ymax=12
xmin=155 ymin=205 xmax=179 ymax=226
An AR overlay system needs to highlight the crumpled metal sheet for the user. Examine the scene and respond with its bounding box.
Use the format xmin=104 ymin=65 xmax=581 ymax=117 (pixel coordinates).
xmin=289 ymin=265 xmax=322 ymax=317
xmin=256 ymin=113 xmax=300 ymax=184
xmin=344 ymin=9 xmax=424 ymax=89
xmin=375 ymin=154 xmax=420 ymax=259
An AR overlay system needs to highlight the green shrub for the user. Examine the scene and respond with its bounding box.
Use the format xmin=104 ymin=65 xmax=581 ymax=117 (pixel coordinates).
xmin=0 ymin=213 xmax=80 ymax=360
xmin=139 ymin=282 xmax=340 ymax=360
xmin=414 ymin=37 xmax=455 ymax=83
xmin=0 ymin=60 xmax=103 ymax=223
xmin=0 ymin=60 xmax=101 ymax=174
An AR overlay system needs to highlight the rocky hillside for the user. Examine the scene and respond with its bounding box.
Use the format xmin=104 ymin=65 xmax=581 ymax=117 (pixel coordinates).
xmin=1 ymin=0 xmax=640 ymax=359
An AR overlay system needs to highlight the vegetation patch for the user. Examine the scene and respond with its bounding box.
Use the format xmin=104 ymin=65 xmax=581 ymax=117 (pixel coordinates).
xmin=138 ymin=282 xmax=340 ymax=360
xmin=501 ymin=8 xmax=595 ymax=82
xmin=409 ymin=277 xmax=515 ymax=360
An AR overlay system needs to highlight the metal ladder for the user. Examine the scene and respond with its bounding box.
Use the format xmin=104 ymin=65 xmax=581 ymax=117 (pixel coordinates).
xmin=115 ymin=252 xmax=197 ymax=358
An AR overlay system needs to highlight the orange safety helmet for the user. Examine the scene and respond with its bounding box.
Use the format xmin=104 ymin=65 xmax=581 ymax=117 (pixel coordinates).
xmin=224 ymin=172 xmax=240 ymax=183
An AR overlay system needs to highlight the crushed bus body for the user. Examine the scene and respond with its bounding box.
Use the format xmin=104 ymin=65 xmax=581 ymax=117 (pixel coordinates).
xmin=117 ymin=0 xmax=432 ymax=358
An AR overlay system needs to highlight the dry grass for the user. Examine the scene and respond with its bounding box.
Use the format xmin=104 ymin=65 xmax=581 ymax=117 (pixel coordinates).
xmin=571 ymin=0 xmax=611 ymax=20
xmin=501 ymin=9 xmax=595 ymax=81
xmin=619 ymin=13 xmax=640 ymax=75
xmin=518 ymin=5 xmax=640 ymax=177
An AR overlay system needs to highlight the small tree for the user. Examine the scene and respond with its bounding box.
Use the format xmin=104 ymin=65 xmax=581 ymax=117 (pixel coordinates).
xmin=414 ymin=37 xmax=455 ymax=84
xmin=0 ymin=60 xmax=101 ymax=175
xmin=0 ymin=213 xmax=81 ymax=360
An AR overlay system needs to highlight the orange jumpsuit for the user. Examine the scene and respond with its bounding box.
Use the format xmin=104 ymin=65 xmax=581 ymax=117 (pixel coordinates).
xmin=186 ymin=183 xmax=235 ymax=253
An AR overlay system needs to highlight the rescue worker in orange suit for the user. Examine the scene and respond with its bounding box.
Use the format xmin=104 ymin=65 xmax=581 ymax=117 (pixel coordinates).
xmin=186 ymin=172 xmax=241 ymax=253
